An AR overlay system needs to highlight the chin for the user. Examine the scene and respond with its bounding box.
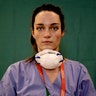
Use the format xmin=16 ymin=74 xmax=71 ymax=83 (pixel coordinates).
xmin=43 ymin=48 xmax=52 ymax=50
xmin=41 ymin=47 xmax=58 ymax=51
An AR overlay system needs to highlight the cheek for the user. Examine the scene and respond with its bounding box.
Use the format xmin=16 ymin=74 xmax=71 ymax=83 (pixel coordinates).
xmin=55 ymin=33 xmax=62 ymax=40
xmin=33 ymin=32 xmax=40 ymax=41
xmin=34 ymin=34 xmax=42 ymax=45
xmin=35 ymin=36 xmax=40 ymax=43
xmin=53 ymin=34 xmax=62 ymax=46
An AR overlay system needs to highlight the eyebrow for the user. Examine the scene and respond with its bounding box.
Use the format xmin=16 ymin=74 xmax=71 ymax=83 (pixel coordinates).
xmin=35 ymin=23 xmax=60 ymax=26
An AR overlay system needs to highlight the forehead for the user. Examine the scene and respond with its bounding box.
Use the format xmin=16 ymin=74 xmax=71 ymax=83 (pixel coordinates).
xmin=34 ymin=11 xmax=60 ymax=25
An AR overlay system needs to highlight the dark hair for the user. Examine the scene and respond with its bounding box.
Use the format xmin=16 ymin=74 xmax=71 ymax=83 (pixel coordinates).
xmin=26 ymin=4 xmax=65 ymax=62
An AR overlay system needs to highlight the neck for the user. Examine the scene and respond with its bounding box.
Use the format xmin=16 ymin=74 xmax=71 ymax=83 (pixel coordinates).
xmin=38 ymin=48 xmax=59 ymax=52
xmin=43 ymin=67 xmax=60 ymax=83
xmin=44 ymin=67 xmax=59 ymax=72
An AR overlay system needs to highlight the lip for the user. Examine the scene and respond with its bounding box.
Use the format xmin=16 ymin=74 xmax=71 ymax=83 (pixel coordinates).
xmin=42 ymin=41 xmax=52 ymax=44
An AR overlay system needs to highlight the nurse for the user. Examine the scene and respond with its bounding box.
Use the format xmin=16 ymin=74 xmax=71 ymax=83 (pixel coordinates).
xmin=0 ymin=4 xmax=96 ymax=96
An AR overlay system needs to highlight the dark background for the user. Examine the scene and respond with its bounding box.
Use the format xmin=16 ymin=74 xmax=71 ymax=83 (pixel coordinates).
xmin=0 ymin=0 xmax=96 ymax=88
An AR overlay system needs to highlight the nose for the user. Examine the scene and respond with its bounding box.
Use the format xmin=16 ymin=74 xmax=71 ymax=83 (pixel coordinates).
xmin=44 ymin=28 xmax=51 ymax=38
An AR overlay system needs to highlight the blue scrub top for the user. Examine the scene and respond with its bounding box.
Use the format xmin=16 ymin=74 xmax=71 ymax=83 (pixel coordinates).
xmin=0 ymin=59 xmax=96 ymax=96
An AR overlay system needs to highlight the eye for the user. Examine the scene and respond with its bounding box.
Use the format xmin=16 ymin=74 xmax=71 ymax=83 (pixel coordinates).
xmin=50 ymin=26 xmax=59 ymax=31
xmin=36 ymin=26 xmax=45 ymax=31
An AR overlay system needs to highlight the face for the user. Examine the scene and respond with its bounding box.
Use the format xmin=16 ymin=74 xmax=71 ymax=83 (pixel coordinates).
xmin=32 ymin=11 xmax=64 ymax=52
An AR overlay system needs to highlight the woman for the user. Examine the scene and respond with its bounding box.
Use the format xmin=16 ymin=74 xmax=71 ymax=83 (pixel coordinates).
xmin=0 ymin=4 xmax=96 ymax=96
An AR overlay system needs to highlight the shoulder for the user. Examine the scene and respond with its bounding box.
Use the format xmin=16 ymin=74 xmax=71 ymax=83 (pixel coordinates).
xmin=64 ymin=59 xmax=89 ymax=82
xmin=65 ymin=59 xmax=87 ymax=72
xmin=64 ymin=59 xmax=96 ymax=95
xmin=8 ymin=60 xmax=35 ymax=69
xmin=1 ymin=60 xmax=36 ymax=82
xmin=3 ymin=60 xmax=36 ymax=78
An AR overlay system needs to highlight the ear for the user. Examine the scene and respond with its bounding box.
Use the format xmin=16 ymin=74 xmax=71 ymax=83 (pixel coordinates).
xmin=61 ymin=31 xmax=64 ymax=37
xmin=31 ymin=30 xmax=35 ymax=39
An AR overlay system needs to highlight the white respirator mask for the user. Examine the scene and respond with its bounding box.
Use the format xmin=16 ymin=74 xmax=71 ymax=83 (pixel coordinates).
xmin=35 ymin=49 xmax=63 ymax=69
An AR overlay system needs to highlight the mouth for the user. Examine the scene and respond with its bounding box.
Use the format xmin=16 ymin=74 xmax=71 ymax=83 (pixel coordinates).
xmin=42 ymin=41 xmax=52 ymax=44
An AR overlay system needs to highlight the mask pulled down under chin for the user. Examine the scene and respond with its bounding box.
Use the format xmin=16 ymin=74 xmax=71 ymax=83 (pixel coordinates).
xmin=35 ymin=49 xmax=63 ymax=69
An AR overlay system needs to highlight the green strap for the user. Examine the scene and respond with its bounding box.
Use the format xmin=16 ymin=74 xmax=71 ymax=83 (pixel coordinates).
xmin=46 ymin=88 xmax=50 ymax=96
